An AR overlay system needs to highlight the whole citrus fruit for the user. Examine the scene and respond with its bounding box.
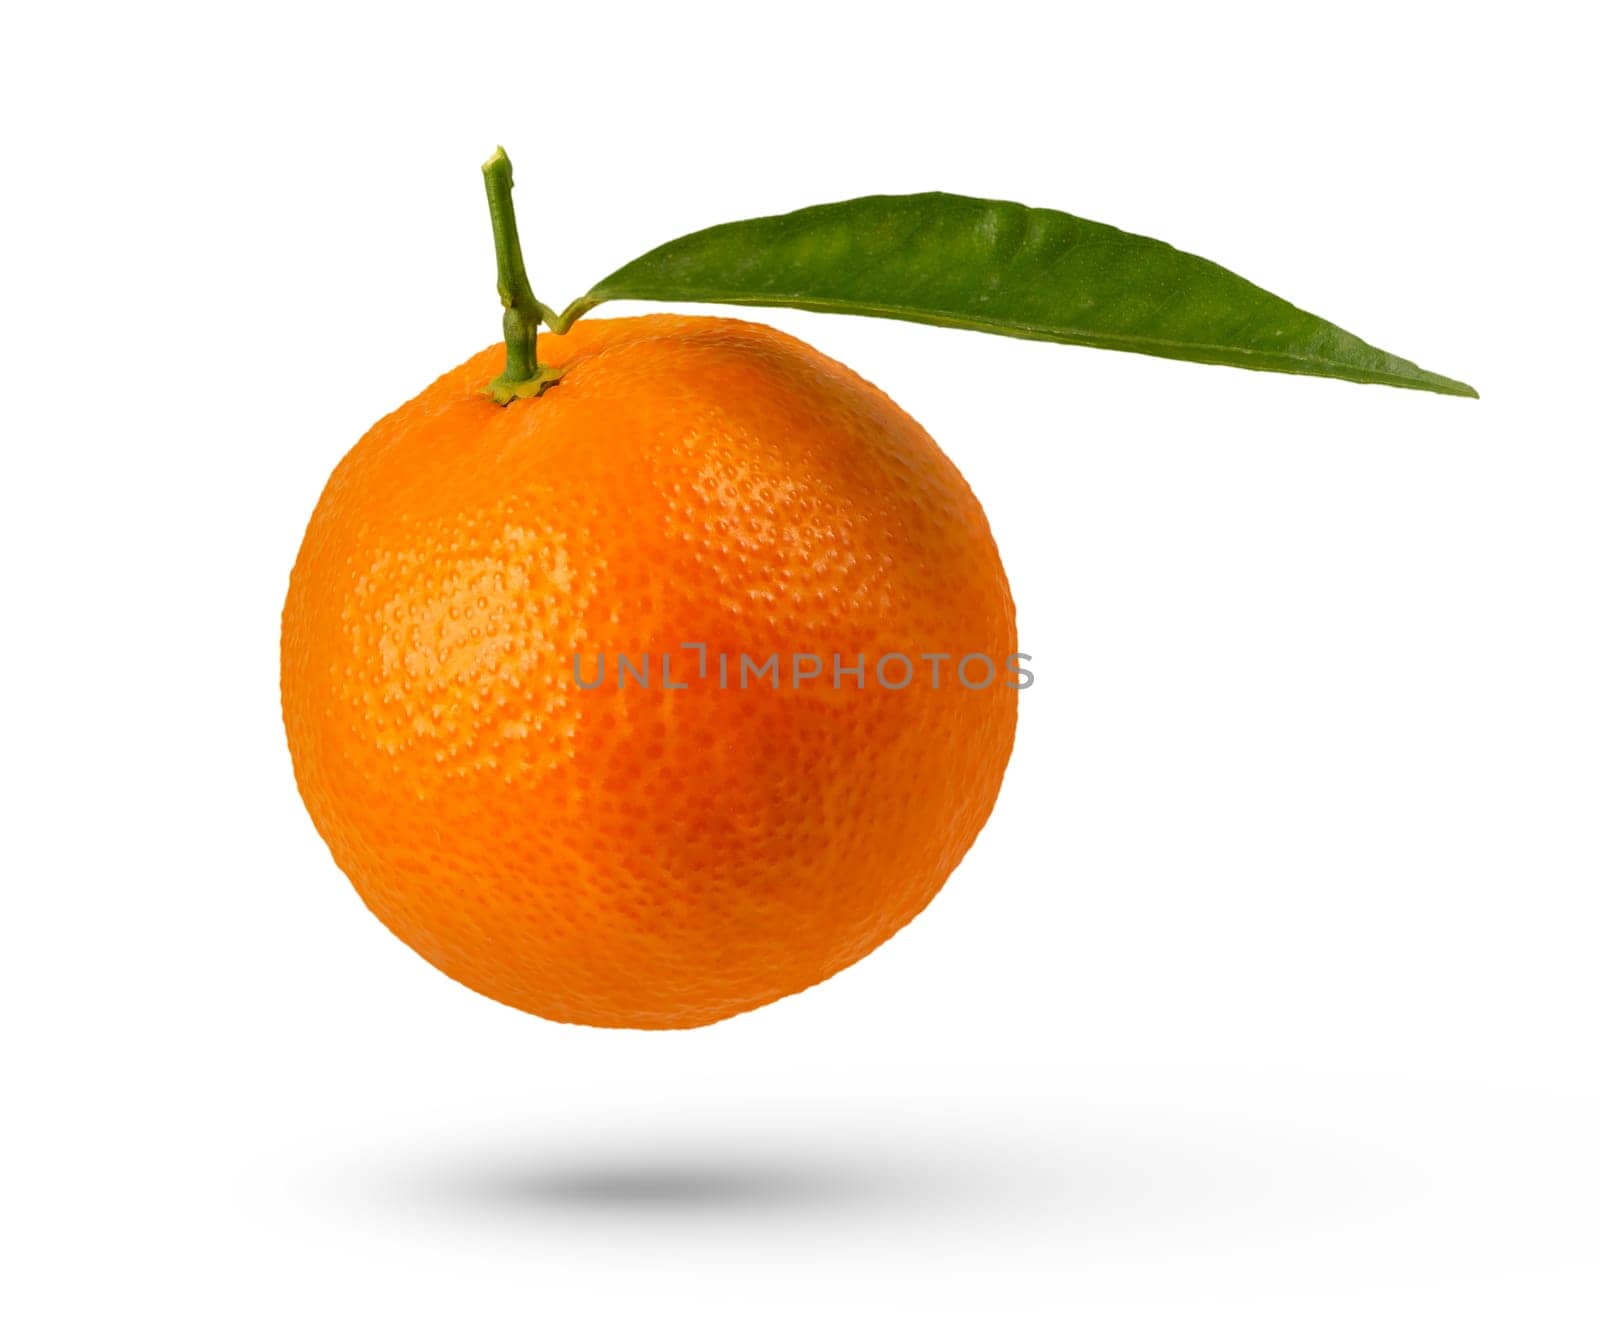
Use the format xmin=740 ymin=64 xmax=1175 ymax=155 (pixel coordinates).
xmin=282 ymin=314 xmax=1017 ymax=1027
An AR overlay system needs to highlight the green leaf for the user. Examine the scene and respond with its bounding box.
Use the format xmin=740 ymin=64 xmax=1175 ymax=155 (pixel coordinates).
xmin=561 ymin=192 xmax=1475 ymax=398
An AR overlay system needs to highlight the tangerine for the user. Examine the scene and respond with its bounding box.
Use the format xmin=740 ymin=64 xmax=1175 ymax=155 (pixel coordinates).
xmin=281 ymin=315 xmax=1016 ymax=1027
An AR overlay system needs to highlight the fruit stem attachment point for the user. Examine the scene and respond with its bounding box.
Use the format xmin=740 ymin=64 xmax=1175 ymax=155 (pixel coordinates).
xmin=481 ymin=147 xmax=563 ymax=403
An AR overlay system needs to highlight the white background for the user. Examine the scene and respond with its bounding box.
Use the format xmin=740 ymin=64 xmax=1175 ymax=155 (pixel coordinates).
xmin=3 ymin=3 xmax=1595 ymax=1328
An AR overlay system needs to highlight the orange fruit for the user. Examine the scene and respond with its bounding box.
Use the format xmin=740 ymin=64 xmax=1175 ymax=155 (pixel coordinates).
xmin=281 ymin=314 xmax=1017 ymax=1028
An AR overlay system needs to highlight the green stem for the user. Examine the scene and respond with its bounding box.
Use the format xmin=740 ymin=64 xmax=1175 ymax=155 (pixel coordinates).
xmin=481 ymin=147 xmax=562 ymax=403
